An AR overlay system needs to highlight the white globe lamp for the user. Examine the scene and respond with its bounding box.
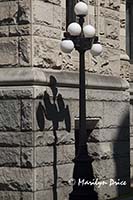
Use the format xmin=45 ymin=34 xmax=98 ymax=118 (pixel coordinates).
xmin=74 ymin=1 xmax=88 ymax=16
xmin=83 ymin=25 xmax=95 ymax=38
xmin=60 ymin=40 xmax=74 ymax=53
xmin=90 ymin=43 xmax=103 ymax=56
xmin=67 ymin=22 xmax=81 ymax=36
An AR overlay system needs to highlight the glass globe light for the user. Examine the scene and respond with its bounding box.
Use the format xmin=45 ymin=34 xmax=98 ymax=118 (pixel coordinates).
xmin=67 ymin=22 xmax=81 ymax=36
xmin=90 ymin=43 xmax=103 ymax=56
xmin=83 ymin=25 xmax=95 ymax=38
xmin=74 ymin=1 xmax=88 ymax=16
xmin=60 ymin=40 xmax=74 ymax=53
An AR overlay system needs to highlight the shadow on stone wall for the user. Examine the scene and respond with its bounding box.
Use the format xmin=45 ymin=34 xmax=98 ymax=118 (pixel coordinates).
xmin=113 ymin=110 xmax=130 ymax=199
xmin=36 ymin=76 xmax=71 ymax=200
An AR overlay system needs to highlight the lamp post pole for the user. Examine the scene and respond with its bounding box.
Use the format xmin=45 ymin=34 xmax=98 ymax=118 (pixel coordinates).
xmin=60 ymin=1 xmax=103 ymax=199
xmin=79 ymin=17 xmax=86 ymax=148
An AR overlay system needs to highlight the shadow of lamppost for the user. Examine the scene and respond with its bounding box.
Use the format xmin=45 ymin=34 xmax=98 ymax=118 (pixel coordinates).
xmin=60 ymin=1 xmax=103 ymax=199
xmin=36 ymin=76 xmax=71 ymax=200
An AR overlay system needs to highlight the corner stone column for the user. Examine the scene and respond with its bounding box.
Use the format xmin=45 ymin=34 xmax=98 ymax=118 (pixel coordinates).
xmin=0 ymin=0 xmax=72 ymax=199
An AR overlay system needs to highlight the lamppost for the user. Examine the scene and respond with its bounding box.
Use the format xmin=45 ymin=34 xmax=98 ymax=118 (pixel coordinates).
xmin=60 ymin=1 xmax=102 ymax=199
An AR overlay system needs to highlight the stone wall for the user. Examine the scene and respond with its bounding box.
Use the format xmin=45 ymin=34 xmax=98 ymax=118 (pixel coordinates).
xmin=0 ymin=68 xmax=130 ymax=200
xmin=0 ymin=0 xmax=130 ymax=77
xmin=0 ymin=0 xmax=32 ymax=67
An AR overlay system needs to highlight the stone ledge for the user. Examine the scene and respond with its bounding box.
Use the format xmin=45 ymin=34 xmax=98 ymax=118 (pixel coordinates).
xmin=0 ymin=67 xmax=129 ymax=91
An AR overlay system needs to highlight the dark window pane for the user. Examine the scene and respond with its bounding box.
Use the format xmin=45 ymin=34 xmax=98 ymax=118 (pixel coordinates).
xmin=66 ymin=0 xmax=77 ymax=28
xmin=130 ymin=5 xmax=133 ymax=62
xmin=126 ymin=0 xmax=133 ymax=63
xmin=126 ymin=3 xmax=130 ymax=56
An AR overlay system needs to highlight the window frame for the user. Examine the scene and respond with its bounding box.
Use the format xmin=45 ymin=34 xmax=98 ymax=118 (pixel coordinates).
xmin=126 ymin=0 xmax=133 ymax=63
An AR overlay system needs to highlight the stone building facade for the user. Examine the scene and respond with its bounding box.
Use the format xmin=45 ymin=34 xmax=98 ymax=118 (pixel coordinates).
xmin=0 ymin=0 xmax=131 ymax=200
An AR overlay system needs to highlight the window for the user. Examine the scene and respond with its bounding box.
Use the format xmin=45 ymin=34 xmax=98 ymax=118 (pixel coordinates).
xmin=66 ymin=0 xmax=77 ymax=28
xmin=126 ymin=0 xmax=133 ymax=63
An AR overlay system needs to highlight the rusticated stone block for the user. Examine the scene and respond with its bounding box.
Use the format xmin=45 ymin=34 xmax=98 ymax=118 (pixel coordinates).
xmin=34 ymin=163 xmax=73 ymax=191
xmin=36 ymin=146 xmax=53 ymax=167
xmin=9 ymin=24 xmax=31 ymax=37
xmin=33 ymin=36 xmax=60 ymax=68
xmin=33 ymin=1 xmax=54 ymax=26
xmin=21 ymin=100 xmax=33 ymax=131
xmin=130 ymin=136 xmax=133 ymax=149
xmin=0 ymin=0 xmax=31 ymax=26
xmin=0 ymin=191 xmax=20 ymax=200
xmin=131 ymin=166 xmax=133 ymax=180
xmin=100 ymin=37 xmax=120 ymax=49
xmin=120 ymin=59 xmax=130 ymax=80
xmin=57 ymin=163 xmax=74 ymax=187
xmin=130 ymin=104 xmax=133 ymax=126
xmin=105 ymin=19 xmax=119 ymax=40
xmin=35 ymin=130 xmax=75 ymax=147
xmin=86 ymin=89 xmax=129 ymax=102
xmin=131 ymin=150 xmax=133 ymax=166
xmin=18 ymin=0 xmax=31 ymax=25
xmin=57 ymin=186 xmax=72 ymax=200
xmin=21 ymin=147 xmax=34 ymax=168
xmin=88 ymin=127 xmax=129 ymax=142
xmin=0 ymin=191 xmax=33 ymax=200
xmin=130 ymin=126 xmax=133 ymax=136
xmin=35 ymin=132 xmax=48 ymax=147
xmin=34 ymin=167 xmax=44 ymax=191
xmin=19 ymin=36 xmax=31 ymax=66
xmin=35 ymin=190 xmax=53 ymax=200
xmin=100 ymin=7 xmax=120 ymax=21
xmin=96 ymin=177 xmax=129 ymax=200
xmin=0 ymin=147 xmax=20 ymax=167
xmin=43 ymin=166 xmax=54 ymax=189
xmin=120 ymin=35 xmax=126 ymax=51
xmin=100 ymin=0 xmax=120 ymax=10
xmin=103 ymin=101 xmax=129 ymax=128
xmin=0 ymin=26 xmax=9 ymax=37
xmin=91 ymin=47 xmax=121 ymax=76
xmin=53 ymin=5 xmax=62 ymax=29
xmin=35 ymin=145 xmax=74 ymax=167
xmin=57 ymin=145 xmax=75 ymax=164
xmin=86 ymin=101 xmax=104 ymax=119
xmin=0 ymin=1 xmax=10 ymax=26
xmin=0 ymin=167 xmax=33 ymax=191
xmin=88 ymin=141 xmax=129 ymax=160
xmin=0 ymin=131 xmax=33 ymax=147
xmin=93 ymin=157 xmax=130 ymax=180
xmin=0 ymin=87 xmax=33 ymax=100
xmin=9 ymin=1 xmax=18 ymax=25
xmin=22 ymin=192 xmax=33 ymax=200
xmin=0 ymin=87 xmax=33 ymax=99
xmin=33 ymin=25 xmax=61 ymax=39
xmin=0 ymin=37 xmax=18 ymax=66
xmin=0 ymin=100 xmax=20 ymax=131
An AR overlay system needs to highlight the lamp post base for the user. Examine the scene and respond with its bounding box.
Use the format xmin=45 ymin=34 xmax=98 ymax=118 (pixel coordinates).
xmin=69 ymin=145 xmax=98 ymax=200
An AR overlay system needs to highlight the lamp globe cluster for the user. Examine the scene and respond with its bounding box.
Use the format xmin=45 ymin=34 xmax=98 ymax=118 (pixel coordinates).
xmin=60 ymin=1 xmax=102 ymax=56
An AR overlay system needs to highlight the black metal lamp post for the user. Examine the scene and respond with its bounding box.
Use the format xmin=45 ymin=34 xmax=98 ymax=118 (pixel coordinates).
xmin=60 ymin=1 xmax=102 ymax=199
